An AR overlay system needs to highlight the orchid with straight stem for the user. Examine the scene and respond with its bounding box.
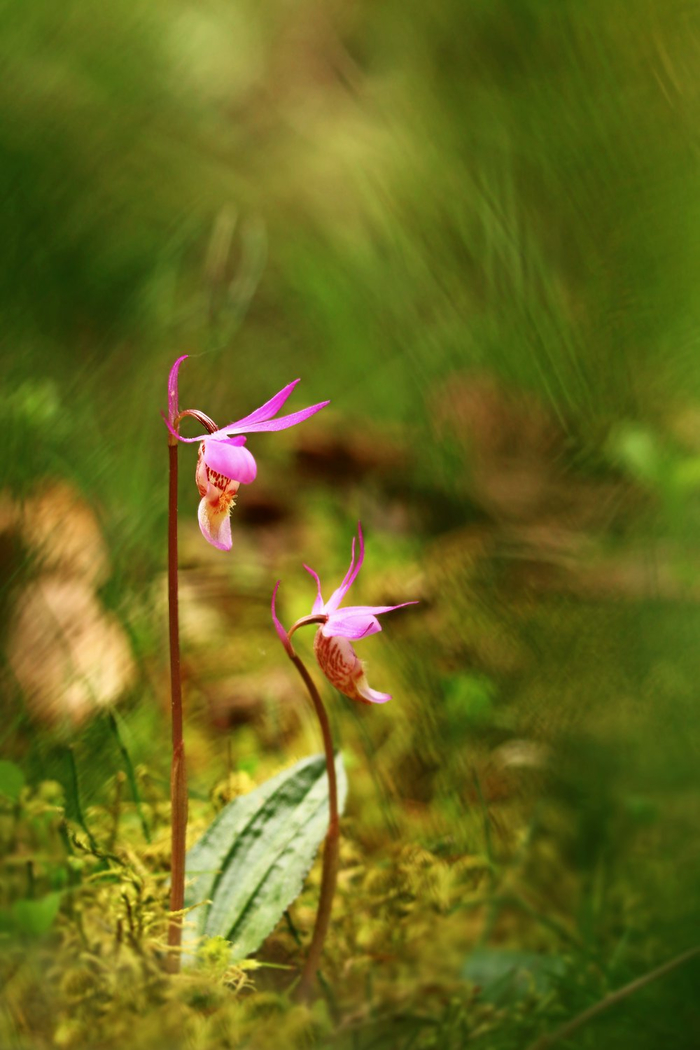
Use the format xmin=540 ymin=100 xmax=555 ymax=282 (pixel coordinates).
xmin=272 ymin=522 xmax=417 ymax=998
xmin=165 ymin=355 xmax=329 ymax=551
xmin=163 ymin=355 xmax=328 ymax=972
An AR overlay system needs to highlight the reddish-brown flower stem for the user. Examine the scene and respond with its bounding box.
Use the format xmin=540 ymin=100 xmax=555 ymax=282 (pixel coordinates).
xmin=288 ymin=648 xmax=339 ymax=1002
xmin=166 ymin=437 xmax=188 ymax=972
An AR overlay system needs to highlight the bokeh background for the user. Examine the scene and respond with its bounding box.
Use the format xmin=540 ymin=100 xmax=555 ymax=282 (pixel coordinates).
xmin=2 ymin=1 xmax=700 ymax=1047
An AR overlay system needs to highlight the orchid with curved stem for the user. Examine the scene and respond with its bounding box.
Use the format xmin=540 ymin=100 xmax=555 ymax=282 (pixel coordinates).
xmin=273 ymin=522 xmax=418 ymax=704
xmin=164 ymin=355 xmax=329 ymax=551
xmin=271 ymin=524 xmax=417 ymax=999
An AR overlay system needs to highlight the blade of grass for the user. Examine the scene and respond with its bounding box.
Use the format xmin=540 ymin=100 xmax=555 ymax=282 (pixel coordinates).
xmin=108 ymin=710 xmax=151 ymax=842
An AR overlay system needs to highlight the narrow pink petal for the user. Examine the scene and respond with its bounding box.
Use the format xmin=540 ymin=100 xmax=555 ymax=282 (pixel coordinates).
xmin=322 ymin=612 xmax=382 ymax=639
xmin=222 ymin=379 xmax=301 ymax=430
xmin=197 ymin=496 xmax=233 ymax=551
xmin=303 ymin=565 xmax=325 ymax=615
xmin=215 ymin=400 xmax=330 ymax=437
xmin=203 ymin=440 xmax=257 ymax=484
xmin=324 ymin=539 xmax=355 ymax=615
xmin=331 ymin=601 xmax=420 ymax=617
xmin=326 ymin=522 xmax=364 ymax=613
xmin=271 ymin=581 xmax=293 ymax=655
xmin=167 ymin=355 xmax=188 ymax=422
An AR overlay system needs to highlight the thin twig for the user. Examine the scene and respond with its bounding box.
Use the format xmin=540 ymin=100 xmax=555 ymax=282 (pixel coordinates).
xmin=526 ymin=946 xmax=700 ymax=1050
xmin=108 ymin=710 xmax=151 ymax=843
xmin=65 ymin=745 xmax=98 ymax=851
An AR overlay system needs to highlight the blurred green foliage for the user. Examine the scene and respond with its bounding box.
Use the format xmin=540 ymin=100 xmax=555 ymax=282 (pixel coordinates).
xmin=2 ymin=0 xmax=700 ymax=1047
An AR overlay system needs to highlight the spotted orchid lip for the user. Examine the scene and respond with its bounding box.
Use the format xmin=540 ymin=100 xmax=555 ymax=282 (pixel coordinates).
xmin=314 ymin=631 xmax=392 ymax=705
xmin=196 ymin=448 xmax=241 ymax=499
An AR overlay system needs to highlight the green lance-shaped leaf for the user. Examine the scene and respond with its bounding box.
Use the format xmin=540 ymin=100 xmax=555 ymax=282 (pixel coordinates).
xmin=184 ymin=753 xmax=347 ymax=959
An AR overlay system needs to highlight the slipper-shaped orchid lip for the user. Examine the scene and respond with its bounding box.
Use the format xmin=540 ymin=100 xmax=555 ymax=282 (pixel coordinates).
xmin=201 ymin=439 xmax=257 ymax=485
xmin=314 ymin=632 xmax=392 ymax=705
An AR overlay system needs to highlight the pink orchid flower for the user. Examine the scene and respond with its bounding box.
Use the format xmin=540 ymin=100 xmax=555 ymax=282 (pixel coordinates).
xmin=165 ymin=355 xmax=329 ymax=551
xmin=272 ymin=523 xmax=418 ymax=704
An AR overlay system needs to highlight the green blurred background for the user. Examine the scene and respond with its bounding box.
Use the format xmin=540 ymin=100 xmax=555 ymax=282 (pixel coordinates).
xmin=1 ymin=1 xmax=700 ymax=1047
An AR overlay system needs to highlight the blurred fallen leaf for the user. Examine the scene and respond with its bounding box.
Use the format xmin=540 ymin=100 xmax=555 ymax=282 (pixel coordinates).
xmin=8 ymin=575 xmax=135 ymax=725
xmin=21 ymin=481 xmax=110 ymax=586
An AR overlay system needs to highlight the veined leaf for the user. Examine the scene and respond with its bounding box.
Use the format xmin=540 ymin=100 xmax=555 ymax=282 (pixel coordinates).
xmin=184 ymin=752 xmax=346 ymax=959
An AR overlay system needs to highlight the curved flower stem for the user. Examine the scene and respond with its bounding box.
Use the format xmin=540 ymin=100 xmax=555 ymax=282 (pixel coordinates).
xmin=166 ymin=437 xmax=188 ymax=973
xmin=288 ymin=649 xmax=339 ymax=1002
